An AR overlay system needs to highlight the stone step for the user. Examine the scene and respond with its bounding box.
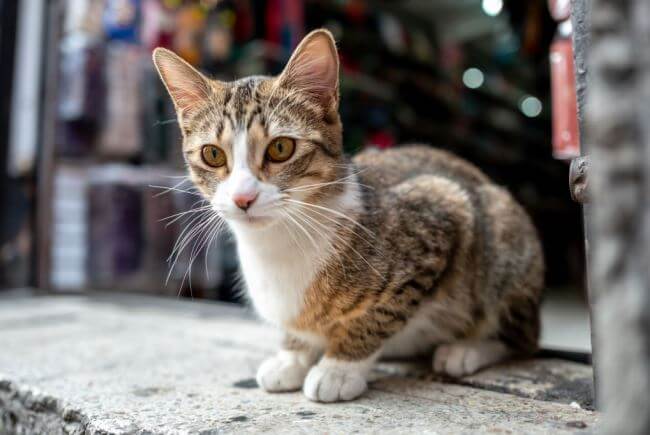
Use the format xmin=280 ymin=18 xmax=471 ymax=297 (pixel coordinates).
xmin=0 ymin=293 xmax=598 ymax=434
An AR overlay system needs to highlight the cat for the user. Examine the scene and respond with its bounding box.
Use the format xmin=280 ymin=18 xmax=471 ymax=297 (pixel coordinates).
xmin=153 ymin=29 xmax=544 ymax=403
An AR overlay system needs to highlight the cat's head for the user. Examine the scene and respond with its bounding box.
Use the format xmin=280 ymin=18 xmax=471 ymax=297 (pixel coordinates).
xmin=153 ymin=29 xmax=348 ymax=230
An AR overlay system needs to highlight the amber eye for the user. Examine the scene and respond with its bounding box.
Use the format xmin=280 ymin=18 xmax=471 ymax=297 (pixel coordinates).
xmin=265 ymin=137 xmax=296 ymax=163
xmin=201 ymin=145 xmax=227 ymax=168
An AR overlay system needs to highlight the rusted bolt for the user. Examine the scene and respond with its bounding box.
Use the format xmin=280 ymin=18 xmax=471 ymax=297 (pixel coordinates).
xmin=569 ymin=155 xmax=590 ymax=203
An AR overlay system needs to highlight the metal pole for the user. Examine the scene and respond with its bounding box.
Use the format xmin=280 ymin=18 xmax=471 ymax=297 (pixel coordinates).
xmin=569 ymin=0 xmax=598 ymax=406
xmin=587 ymin=0 xmax=650 ymax=433
xmin=36 ymin=0 xmax=64 ymax=290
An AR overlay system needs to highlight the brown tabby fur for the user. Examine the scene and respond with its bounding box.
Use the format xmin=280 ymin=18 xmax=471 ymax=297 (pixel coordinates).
xmin=287 ymin=146 xmax=543 ymax=360
xmin=154 ymin=29 xmax=543 ymax=369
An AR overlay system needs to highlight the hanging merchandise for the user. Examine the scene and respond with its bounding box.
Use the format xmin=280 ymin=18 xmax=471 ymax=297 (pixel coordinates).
xmin=203 ymin=7 xmax=235 ymax=76
xmin=378 ymin=13 xmax=406 ymax=55
xmin=140 ymin=63 xmax=181 ymax=165
xmin=56 ymin=51 xmax=106 ymax=157
xmin=104 ymin=0 xmax=141 ymax=43
xmin=493 ymin=31 xmax=520 ymax=66
xmin=550 ymin=21 xmax=580 ymax=159
xmin=547 ymin=0 xmax=579 ymax=159
xmin=343 ymin=0 xmax=367 ymax=24
xmin=140 ymin=0 xmax=186 ymax=164
xmin=140 ymin=183 xmax=179 ymax=293
xmin=87 ymin=179 xmax=143 ymax=286
xmin=233 ymin=0 xmax=255 ymax=42
xmin=58 ymin=37 xmax=105 ymax=123
xmin=411 ymin=30 xmax=435 ymax=64
xmin=174 ymin=4 xmax=207 ymax=66
xmin=548 ymin=0 xmax=571 ymax=21
xmin=266 ymin=0 xmax=303 ymax=55
xmin=141 ymin=0 xmax=175 ymax=50
xmin=522 ymin=2 xmax=542 ymax=56
xmin=366 ymin=130 xmax=396 ymax=150
xmin=57 ymin=42 xmax=105 ymax=157
xmin=57 ymin=1 xmax=106 ymax=157
xmin=281 ymin=0 xmax=304 ymax=50
xmin=98 ymin=43 xmax=144 ymax=159
xmin=64 ymin=0 xmax=105 ymax=38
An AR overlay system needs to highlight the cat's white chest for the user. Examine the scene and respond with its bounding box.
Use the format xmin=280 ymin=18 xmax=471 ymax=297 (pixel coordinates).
xmin=234 ymin=228 xmax=327 ymax=327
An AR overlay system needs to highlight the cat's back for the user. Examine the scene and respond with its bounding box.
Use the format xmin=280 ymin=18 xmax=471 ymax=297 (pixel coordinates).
xmin=354 ymin=146 xmax=543 ymax=359
xmin=353 ymin=145 xmax=491 ymax=191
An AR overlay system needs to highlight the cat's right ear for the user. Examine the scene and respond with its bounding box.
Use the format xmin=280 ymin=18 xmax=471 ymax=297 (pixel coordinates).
xmin=152 ymin=48 xmax=212 ymax=115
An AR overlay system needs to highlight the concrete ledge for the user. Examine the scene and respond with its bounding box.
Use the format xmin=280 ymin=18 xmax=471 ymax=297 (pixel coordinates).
xmin=0 ymin=294 xmax=598 ymax=434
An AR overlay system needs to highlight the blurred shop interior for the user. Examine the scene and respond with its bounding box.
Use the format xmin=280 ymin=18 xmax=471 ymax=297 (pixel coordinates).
xmin=0 ymin=0 xmax=586 ymax=348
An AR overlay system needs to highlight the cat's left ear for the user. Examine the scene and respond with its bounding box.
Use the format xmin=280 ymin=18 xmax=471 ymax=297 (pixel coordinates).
xmin=278 ymin=29 xmax=340 ymax=110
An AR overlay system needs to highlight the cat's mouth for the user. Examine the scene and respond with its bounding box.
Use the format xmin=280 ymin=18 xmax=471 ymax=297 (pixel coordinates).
xmin=216 ymin=199 xmax=285 ymax=228
xmin=225 ymin=213 xmax=276 ymax=228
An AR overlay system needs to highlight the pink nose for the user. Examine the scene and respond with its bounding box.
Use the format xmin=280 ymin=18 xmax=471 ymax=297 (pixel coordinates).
xmin=233 ymin=192 xmax=258 ymax=211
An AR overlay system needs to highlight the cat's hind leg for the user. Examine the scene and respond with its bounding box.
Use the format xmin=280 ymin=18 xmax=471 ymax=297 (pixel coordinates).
xmin=432 ymin=340 xmax=512 ymax=377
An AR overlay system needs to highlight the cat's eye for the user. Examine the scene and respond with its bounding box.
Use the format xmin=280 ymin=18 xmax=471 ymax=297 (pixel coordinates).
xmin=201 ymin=145 xmax=227 ymax=168
xmin=265 ymin=137 xmax=296 ymax=163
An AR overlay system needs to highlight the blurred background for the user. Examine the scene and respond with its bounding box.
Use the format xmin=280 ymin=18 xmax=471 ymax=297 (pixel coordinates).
xmin=0 ymin=0 xmax=587 ymax=351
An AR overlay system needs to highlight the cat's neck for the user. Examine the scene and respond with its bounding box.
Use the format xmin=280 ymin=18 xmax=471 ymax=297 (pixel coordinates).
xmin=230 ymin=177 xmax=363 ymax=327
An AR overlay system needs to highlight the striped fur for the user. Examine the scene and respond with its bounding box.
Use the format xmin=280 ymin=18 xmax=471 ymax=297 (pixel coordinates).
xmin=153 ymin=29 xmax=544 ymax=403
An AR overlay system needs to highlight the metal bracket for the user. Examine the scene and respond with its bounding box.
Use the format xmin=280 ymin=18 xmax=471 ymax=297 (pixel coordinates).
xmin=569 ymin=155 xmax=590 ymax=203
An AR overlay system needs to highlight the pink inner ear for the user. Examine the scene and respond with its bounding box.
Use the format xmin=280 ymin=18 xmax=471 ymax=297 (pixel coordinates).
xmin=283 ymin=35 xmax=339 ymax=104
xmin=297 ymin=41 xmax=336 ymax=84
xmin=163 ymin=69 xmax=210 ymax=112
xmin=154 ymin=49 xmax=211 ymax=113
xmin=167 ymin=83 xmax=204 ymax=111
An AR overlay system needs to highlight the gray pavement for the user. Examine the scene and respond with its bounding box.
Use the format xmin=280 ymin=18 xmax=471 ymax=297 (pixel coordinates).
xmin=0 ymin=293 xmax=598 ymax=434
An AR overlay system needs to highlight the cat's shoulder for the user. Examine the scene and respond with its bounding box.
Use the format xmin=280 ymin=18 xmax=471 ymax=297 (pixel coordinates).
xmin=353 ymin=144 xmax=451 ymax=165
xmin=353 ymin=144 xmax=491 ymax=193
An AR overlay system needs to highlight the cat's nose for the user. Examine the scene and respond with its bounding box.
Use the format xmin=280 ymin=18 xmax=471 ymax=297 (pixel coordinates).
xmin=233 ymin=192 xmax=258 ymax=211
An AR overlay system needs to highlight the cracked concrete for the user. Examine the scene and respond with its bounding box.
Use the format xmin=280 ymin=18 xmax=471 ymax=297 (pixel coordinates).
xmin=0 ymin=293 xmax=599 ymax=434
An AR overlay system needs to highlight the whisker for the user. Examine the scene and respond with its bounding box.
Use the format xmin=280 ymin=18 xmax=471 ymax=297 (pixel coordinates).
xmin=159 ymin=174 xmax=190 ymax=179
xmin=149 ymin=184 xmax=203 ymax=198
xmin=287 ymin=200 xmax=382 ymax=265
xmin=288 ymin=205 xmax=382 ymax=278
xmin=285 ymin=180 xmax=372 ymax=193
xmin=168 ymin=211 xmax=213 ymax=261
xmin=160 ymin=205 xmax=212 ymax=225
xmin=166 ymin=210 xmax=222 ymax=289
xmin=204 ymin=218 xmax=226 ymax=279
xmin=283 ymin=169 xmax=365 ymax=191
xmin=284 ymin=198 xmax=375 ymax=239
xmin=166 ymin=211 xmax=216 ymax=286
xmin=184 ymin=212 xmax=222 ymax=288
xmin=171 ymin=215 xmax=215 ymax=266
xmin=285 ymin=206 xmax=347 ymax=275
xmin=152 ymin=118 xmax=178 ymax=127
xmin=279 ymin=210 xmax=310 ymax=262
xmin=283 ymin=208 xmax=320 ymax=251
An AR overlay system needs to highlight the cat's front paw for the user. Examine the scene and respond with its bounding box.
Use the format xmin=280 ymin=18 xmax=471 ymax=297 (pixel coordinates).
xmin=303 ymin=361 xmax=368 ymax=402
xmin=256 ymin=351 xmax=312 ymax=392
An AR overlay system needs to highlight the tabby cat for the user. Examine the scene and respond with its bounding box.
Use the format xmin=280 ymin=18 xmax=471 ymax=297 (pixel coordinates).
xmin=153 ymin=29 xmax=543 ymax=403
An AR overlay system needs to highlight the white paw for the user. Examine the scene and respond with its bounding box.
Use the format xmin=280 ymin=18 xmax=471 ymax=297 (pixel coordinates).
xmin=256 ymin=352 xmax=312 ymax=392
xmin=433 ymin=341 xmax=510 ymax=377
xmin=303 ymin=363 xmax=368 ymax=402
